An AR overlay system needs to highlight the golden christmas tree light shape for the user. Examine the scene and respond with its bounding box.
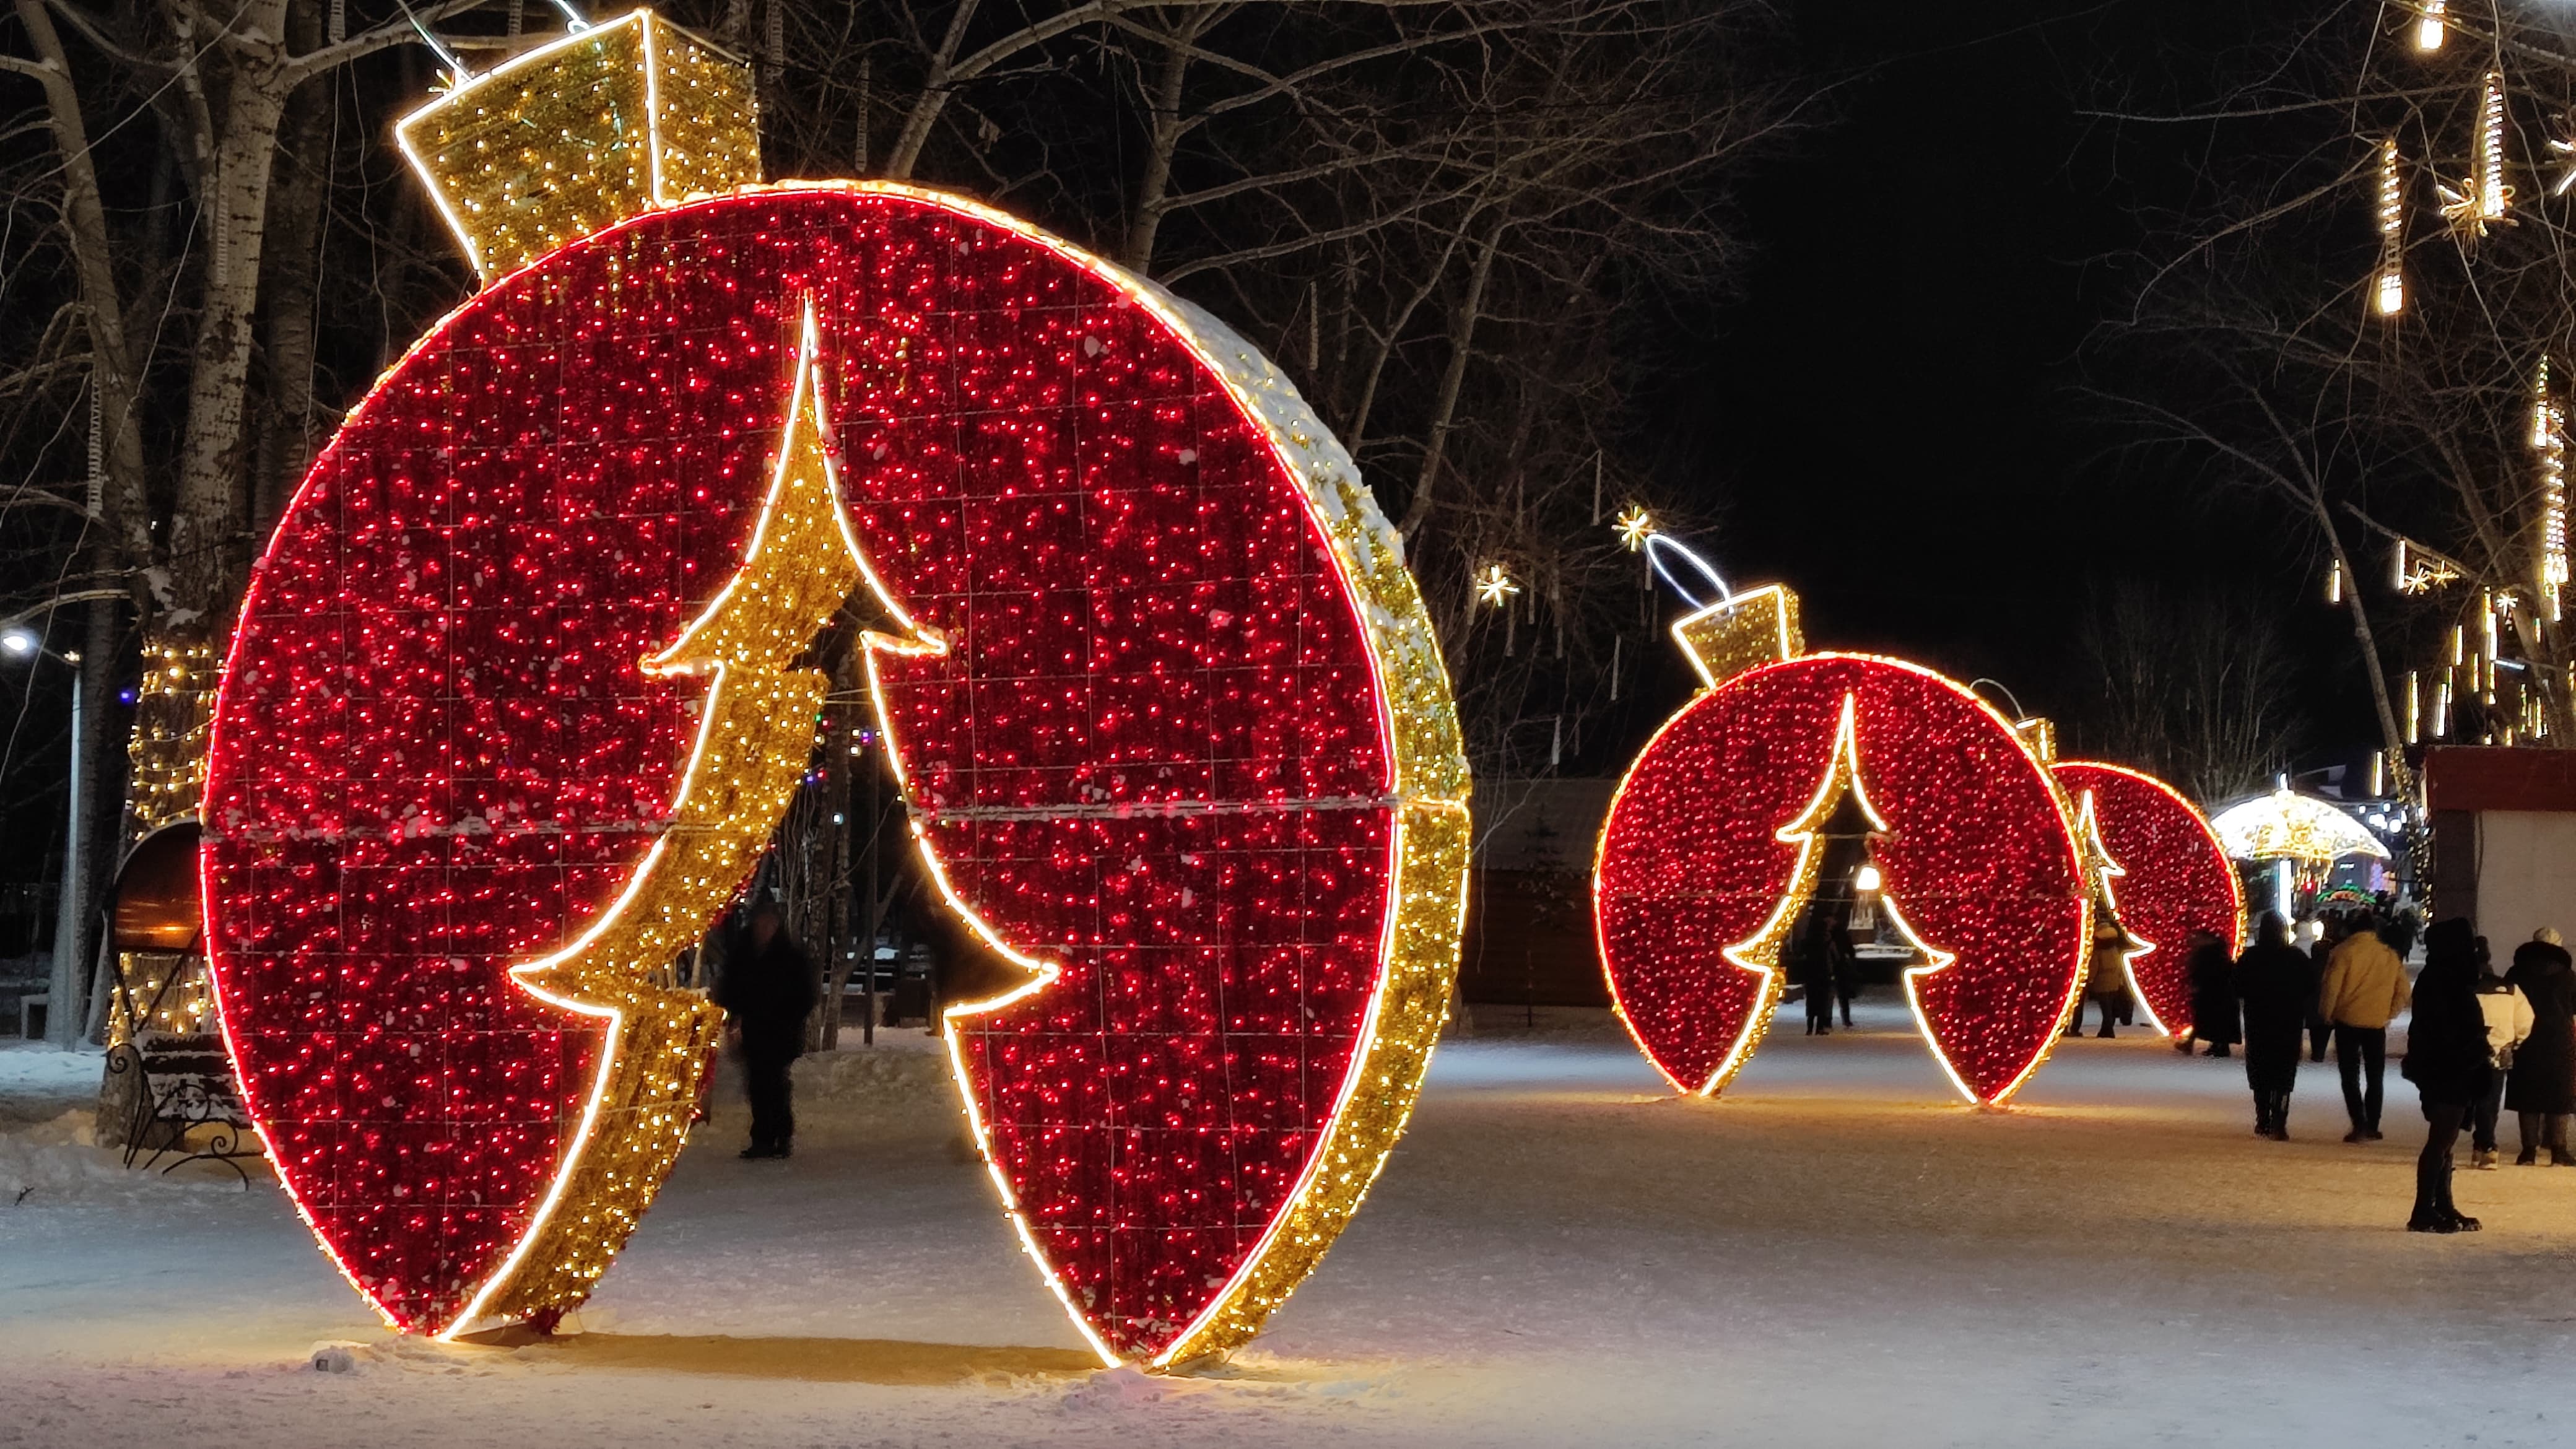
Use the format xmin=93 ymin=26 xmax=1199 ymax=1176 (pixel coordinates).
xmin=2068 ymin=788 xmax=2159 ymax=1033
xmin=446 ymin=303 xmax=867 ymax=1333
xmin=1700 ymin=695 xmax=1959 ymax=1098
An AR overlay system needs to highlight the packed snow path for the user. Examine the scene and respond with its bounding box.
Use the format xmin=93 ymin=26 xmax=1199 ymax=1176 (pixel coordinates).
xmin=6 ymin=999 xmax=2573 ymax=1448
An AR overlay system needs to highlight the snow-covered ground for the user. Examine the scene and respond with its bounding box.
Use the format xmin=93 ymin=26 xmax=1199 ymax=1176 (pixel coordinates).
xmin=6 ymin=999 xmax=2574 ymax=1448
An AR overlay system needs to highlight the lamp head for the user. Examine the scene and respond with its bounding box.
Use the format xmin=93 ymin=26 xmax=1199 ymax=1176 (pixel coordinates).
xmin=1 ymin=629 xmax=37 ymax=658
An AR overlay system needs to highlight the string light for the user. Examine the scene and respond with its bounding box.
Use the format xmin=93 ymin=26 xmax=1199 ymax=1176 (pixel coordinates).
xmin=2374 ymin=137 xmax=2405 ymax=317
xmin=2439 ymin=71 xmax=2513 ymax=238
xmin=2538 ymin=357 xmax=2567 ymax=620
xmin=128 ymin=635 xmax=219 ymax=837
xmin=1596 ymin=640 xmax=2091 ymax=1107
xmin=2327 ymin=559 xmax=2344 ymax=604
xmin=2053 ymin=763 xmax=2243 ymax=1041
xmin=2416 ymin=0 xmax=2446 ymax=52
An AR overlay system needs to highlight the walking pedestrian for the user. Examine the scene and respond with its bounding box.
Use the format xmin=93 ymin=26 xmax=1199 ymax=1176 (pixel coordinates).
xmin=2185 ymin=928 xmax=2239 ymax=1058
xmin=2401 ymin=919 xmax=2492 ymax=1232
xmin=715 ymin=899 xmax=819 ymax=1160
xmin=2317 ymin=911 xmax=2409 ymax=1143
xmin=2086 ymin=914 xmax=2132 ymax=1040
xmin=1830 ymin=900 xmax=1861 ymax=1030
xmin=1791 ymin=910 xmax=1835 ymax=1037
xmin=2469 ymin=940 xmax=2534 ymax=1170
xmin=2505 ymin=926 xmax=2576 ymax=1166
xmin=2235 ymin=913 xmax=2315 ymax=1140
xmin=2306 ymin=917 xmax=2339 ymax=1063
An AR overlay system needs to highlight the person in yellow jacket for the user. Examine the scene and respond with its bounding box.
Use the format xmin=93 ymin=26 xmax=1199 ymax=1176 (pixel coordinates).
xmin=2317 ymin=912 xmax=2411 ymax=1143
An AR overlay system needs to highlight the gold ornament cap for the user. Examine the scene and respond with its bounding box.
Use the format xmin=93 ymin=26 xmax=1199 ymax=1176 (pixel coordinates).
xmin=1672 ymin=583 xmax=1804 ymax=689
xmin=2013 ymin=716 xmax=2058 ymax=762
xmin=396 ymin=9 xmax=762 ymax=283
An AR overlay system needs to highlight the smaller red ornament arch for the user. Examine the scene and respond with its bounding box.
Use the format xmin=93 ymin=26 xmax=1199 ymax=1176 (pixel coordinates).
xmin=1595 ymin=653 xmax=2091 ymax=1105
xmin=2052 ymin=762 xmax=2245 ymax=1036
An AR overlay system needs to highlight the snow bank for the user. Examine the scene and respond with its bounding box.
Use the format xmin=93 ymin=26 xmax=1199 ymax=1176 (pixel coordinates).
xmin=791 ymin=1037 xmax=955 ymax=1118
xmin=1 ymin=1107 xmax=256 ymax=1204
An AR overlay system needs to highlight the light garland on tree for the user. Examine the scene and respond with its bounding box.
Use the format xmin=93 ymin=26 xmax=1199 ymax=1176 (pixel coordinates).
xmin=2417 ymin=0 xmax=2447 ymax=53
xmin=2536 ymin=357 xmax=2567 ymax=620
xmin=204 ymin=6 xmax=1468 ymax=1364
xmin=2439 ymin=71 xmax=2513 ymax=238
xmin=127 ymin=635 xmax=218 ymax=837
xmin=2374 ymin=136 xmax=2406 ymax=317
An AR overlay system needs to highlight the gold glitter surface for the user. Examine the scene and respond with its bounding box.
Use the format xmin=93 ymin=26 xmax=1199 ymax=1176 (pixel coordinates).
xmin=1139 ymin=290 xmax=1472 ymax=1368
xmin=2014 ymin=717 xmax=2058 ymax=764
xmin=1671 ymin=583 xmax=1804 ymax=690
xmin=450 ymin=311 xmax=859 ymax=1332
xmin=396 ymin=10 xmax=760 ymax=284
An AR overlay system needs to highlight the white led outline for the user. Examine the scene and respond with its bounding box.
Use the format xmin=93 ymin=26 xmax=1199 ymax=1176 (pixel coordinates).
xmin=1642 ymin=532 xmax=1735 ymax=611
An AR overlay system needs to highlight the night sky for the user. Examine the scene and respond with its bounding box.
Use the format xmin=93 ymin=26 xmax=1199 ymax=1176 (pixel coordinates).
xmin=1676 ymin=0 xmax=2379 ymax=760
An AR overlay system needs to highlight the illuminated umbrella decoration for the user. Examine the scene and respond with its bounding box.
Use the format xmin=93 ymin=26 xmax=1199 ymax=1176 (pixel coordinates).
xmin=2209 ymin=787 xmax=2390 ymax=923
xmin=2209 ymin=788 xmax=2391 ymax=865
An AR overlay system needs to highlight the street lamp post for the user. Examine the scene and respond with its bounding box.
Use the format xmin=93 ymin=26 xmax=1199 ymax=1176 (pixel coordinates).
xmin=5 ymin=625 xmax=88 ymax=1047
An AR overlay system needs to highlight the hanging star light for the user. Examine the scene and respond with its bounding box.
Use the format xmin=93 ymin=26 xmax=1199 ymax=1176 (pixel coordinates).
xmin=1476 ymin=563 xmax=1521 ymax=607
xmin=1614 ymin=506 xmax=1655 ymax=552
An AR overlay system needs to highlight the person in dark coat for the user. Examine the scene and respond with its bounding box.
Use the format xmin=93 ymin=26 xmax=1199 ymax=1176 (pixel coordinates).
xmin=1829 ymin=900 xmax=1862 ymax=1030
xmin=2401 ymin=919 xmax=2494 ymax=1232
xmin=2234 ymin=913 xmax=2315 ymax=1140
xmin=2505 ymin=927 xmax=2576 ymax=1166
xmin=1791 ymin=908 xmax=1836 ymax=1037
xmin=2185 ymin=929 xmax=2240 ymax=1058
xmin=714 ymin=900 xmax=819 ymax=1160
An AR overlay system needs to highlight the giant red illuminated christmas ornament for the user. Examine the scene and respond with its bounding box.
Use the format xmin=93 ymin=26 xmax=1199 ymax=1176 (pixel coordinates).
xmin=2050 ymin=761 xmax=2244 ymax=1035
xmin=1593 ymin=542 xmax=2089 ymax=1104
xmin=200 ymin=10 xmax=1468 ymax=1365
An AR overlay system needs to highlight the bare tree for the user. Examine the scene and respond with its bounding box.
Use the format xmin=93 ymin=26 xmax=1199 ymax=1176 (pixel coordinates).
xmin=2102 ymin=2 xmax=2576 ymax=772
xmin=2071 ymin=577 xmax=2304 ymax=804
